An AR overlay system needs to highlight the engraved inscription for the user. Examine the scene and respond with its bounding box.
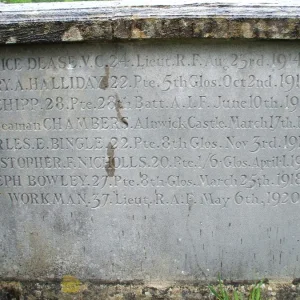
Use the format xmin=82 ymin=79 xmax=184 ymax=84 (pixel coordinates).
xmin=3 ymin=40 xmax=300 ymax=282
xmin=1 ymin=41 xmax=300 ymax=212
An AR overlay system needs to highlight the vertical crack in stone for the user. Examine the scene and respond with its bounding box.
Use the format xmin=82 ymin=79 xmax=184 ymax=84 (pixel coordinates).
xmin=100 ymin=65 xmax=109 ymax=89
xmin=105 ymin=142 xmax=115 ymax=177
xmin=115 ymin=94 xmax=128 ymax=126
xmin=186 ymin=209 xmax=207 ymax=280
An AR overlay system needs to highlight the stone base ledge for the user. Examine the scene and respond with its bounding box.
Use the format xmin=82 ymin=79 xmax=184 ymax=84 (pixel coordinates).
xmin=1 ymin=1 xmax=300 ymax=43
xmin=1 ymin=278 xmax=300 ymax=299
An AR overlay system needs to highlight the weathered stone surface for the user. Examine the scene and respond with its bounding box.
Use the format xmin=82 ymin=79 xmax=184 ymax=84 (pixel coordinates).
xmin=0 ymin=1 xmax=300 ymax=43
xmin=1 ymin=279 xmax=300 ymax=300
xmin=1 ymin=40 xmax=300 ymax=284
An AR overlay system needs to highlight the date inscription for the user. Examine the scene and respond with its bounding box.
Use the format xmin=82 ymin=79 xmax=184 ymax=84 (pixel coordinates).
xmin=1 ymin=41 xmax=300 ymax=210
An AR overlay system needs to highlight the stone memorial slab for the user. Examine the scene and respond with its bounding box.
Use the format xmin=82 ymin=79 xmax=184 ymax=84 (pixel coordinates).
xmin=1 ymin=39 xmax=300 ymax=283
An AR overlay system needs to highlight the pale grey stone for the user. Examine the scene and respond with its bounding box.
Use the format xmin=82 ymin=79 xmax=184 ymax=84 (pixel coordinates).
xmin=1 ymin=39 xmax=300 ymax=283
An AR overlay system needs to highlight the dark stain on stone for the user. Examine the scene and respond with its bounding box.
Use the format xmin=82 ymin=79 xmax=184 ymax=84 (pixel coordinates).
xmin=253 ymin=26 xmax=260 ymax=38
xmin=105 ymin=142 xmax=115 ymax=177
xmin=124 ymin=292 xmax=136 ymax=300
xmin=227 ymin=278 xmax=269 ymax=287
xmin=290 ymin=21 xmax=300 ymax=39
xmin=115 ymin=94 xmax=128 ymax=126
xmin=100 ymin=65 xmax=109 ymax=90
xmin=292 ymin=278 xmax=300 ymax=285
xmin=0 ymin=282 xmax=22 ymax=300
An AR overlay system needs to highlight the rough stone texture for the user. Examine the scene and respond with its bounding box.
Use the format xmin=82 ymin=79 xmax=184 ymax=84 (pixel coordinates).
xmin=0 ymin=1 xmax=300 ymax=43
xmin=1 ymin=279 xmax=300 ymax=300
xmin=2 ymin=1 xmax=300 ymax=297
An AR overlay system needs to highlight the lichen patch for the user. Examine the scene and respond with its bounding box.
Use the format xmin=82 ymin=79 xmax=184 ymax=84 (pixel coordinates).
xmin=6 ymin=37 xmax=17 ymax=44
xmin=241 ymin=23 xmax=254 ymax=38
xmin=61 ymin=275 xmax=84 ymax=294
xmin=131 ymin=27 xmax=147 ymax=39
xmin=62 ymin=26 xmax=83 ymax=42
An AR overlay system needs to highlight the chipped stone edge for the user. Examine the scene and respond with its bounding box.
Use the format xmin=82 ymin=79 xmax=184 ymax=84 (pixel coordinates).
xmin=0 ymin=1 xmax=300 ymax=44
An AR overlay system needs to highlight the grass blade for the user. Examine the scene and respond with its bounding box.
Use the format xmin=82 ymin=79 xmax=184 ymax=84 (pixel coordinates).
xmin=233 ymin=290 xmax=240 ymax=300
xmin=208 ymin=285 xmax=218 ymax=297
